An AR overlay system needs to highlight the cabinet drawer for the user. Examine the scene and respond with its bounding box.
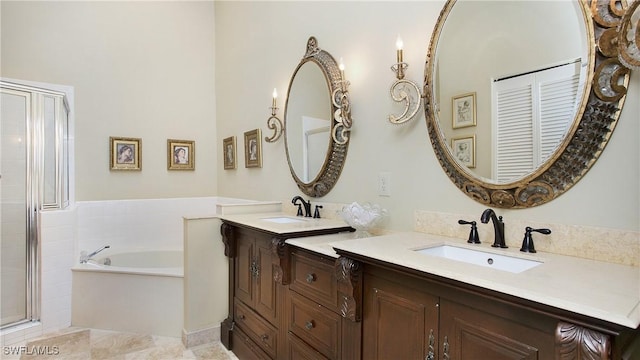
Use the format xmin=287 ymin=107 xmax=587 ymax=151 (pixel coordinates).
xmin=235 ymin=300 xmax=278 ymax=358
xmin=289 ymin=292 xmax=341 ymax=359
xmin=290 ymin=251 xmax=338 ymax=311
xmin=231 ymin=326 xmax=271 ymax=360
xmin=288 ymin=332 xmax=329 ymax=360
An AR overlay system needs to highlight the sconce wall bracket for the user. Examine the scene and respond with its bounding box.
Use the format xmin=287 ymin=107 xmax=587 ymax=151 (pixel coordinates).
xmin=389 ymin=61 xmax=422 ymax=125
xmin=265 ymin=106 xmax=283 ymax=143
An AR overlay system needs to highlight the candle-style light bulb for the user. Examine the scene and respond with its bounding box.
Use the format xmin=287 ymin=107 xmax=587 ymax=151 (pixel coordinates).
xmin=272 ymin=88 xmax=277 ymax=108
xmin=339 ymin=58 xmax=346 ymax=80
xmin=396 ymin=35 xmax=404 ymax=63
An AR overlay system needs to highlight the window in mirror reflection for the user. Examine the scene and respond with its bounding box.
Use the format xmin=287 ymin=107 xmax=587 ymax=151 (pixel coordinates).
xmin=491 ymin=60 xmax=583 ymax=182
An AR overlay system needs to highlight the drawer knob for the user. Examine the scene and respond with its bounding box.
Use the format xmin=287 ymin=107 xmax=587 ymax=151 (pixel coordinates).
xmin=306 ymin=273 xmax=316 ymax=283
xmin=261 ymin=334 xmax=269 ymax=342
xmin=305 ymin=320 xmax=315 ymax=330
xmin=238 ymin=314 xmax=245 ymax=320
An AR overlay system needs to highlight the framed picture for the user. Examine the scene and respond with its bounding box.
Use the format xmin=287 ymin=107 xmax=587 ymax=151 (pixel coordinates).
xmin=167 ymin=139 xmax=195 ymax=170
xmin=110 ymin=137 xmax=142 ymax=171
xmin=244 ymin=129 xmax=262 ymax=168
xmin=223 ymin=136 xmax=237 ymax=170
xmin=451 ymin=135 xmax=476 ymax=168
xmin=452 ymin=92 xmax=477 ymax=129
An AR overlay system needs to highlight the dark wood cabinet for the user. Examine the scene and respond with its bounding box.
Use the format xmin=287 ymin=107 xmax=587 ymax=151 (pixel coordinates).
xmin=220 ymin=220 xmax=356 ymax=360
xmin=221 ymin=221 xmax=639 ymax=360
xmin=358 ymin=260 xmax=638 ymax=360
xmin=363 ymin=272 xmax=439 ymax=360
xmin=234 ymin=229 xmax=279 ymax=325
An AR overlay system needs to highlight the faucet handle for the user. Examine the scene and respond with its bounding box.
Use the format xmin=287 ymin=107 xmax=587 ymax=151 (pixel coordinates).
xmin=313 ymin=205 xmax=323 ymax=219
xmin=520 ymin=227 xmax=551 ymax=253
xmin=458 ymin=219 xmax=480 ymax=244
xmin=296 ymin=204 xmax=303 ymax=217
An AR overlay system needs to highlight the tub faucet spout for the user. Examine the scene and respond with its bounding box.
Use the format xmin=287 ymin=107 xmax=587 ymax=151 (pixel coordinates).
xmin=80 ymin=245 xmax=111 ymax=263
xmin=480 ymin=209 xmax=507 ymax=248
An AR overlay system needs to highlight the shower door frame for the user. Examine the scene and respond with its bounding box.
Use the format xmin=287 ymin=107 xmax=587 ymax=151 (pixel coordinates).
xmin=1 ymin=80 xmax=71 ymax=330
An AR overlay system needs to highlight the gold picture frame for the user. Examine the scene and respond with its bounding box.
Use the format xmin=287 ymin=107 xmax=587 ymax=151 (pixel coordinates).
xmin=244 ymin=129 xmax=262 ymax=168
xmin=110 ymin=136 xmax=142 ymax=171
xmin=451 ymin=135 xmax=476 ymax=168
xmin=223 ymin=136 xmax=237 ymax=170
xmin=167 ymin=139 xmax=195 ymax=170
xmin=452 ymin=92 xmax=477 ymax=129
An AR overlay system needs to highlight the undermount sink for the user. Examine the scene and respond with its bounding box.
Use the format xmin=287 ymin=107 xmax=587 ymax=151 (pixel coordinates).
xmin=261 ymin=216 xmax=307 ymax=224
xmin=415 ymin=245 xmax=542 ymax=273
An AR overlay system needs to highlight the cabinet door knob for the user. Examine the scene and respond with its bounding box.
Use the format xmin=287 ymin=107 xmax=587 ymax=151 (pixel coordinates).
xmin=306 ymin=273 xmax=316 ymax=283
xmin=237 ymin=314 xmax=245 ymax=320
xmin=305 ymin=320 xmax=315 ymax=330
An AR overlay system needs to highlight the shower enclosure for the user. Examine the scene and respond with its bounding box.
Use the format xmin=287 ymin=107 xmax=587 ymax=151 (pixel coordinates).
xmin=1 ymin=80 xmax=70 ymax=329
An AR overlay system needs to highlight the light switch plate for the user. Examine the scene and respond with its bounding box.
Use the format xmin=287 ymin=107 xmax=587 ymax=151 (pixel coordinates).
xmin=378 ymin=172 xmax=391 ymax=196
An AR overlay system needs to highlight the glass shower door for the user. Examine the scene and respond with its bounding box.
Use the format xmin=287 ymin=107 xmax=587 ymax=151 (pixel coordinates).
xmin=0 ymin=88 xmax=31 ymax=328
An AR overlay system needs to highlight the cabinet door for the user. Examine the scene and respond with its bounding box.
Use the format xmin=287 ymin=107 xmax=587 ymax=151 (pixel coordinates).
xmin=235 ymin=236 xmax=255 ymax=307
xmin=254 ymin=237 xmax=278 ymax=325
xmin=439 ymin=298 xmax=554 ymax=359
xmin=363 ymin=273 xmax=439 ymax=360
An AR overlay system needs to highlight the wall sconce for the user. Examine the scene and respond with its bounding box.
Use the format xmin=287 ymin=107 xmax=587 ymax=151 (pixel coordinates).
xmin=331 ymin=58 xmax=352 ymax=145
xmin=389 ymin=36 xmax=422 ymax=125
xmin=265 ymin=87 xmax=284 ymax=142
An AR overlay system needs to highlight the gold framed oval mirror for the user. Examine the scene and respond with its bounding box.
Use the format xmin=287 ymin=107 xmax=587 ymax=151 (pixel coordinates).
xmin=424 ymin=0 xmax=632 ymax=208
xmin=285 ymin=37 xmax=351 ymax=197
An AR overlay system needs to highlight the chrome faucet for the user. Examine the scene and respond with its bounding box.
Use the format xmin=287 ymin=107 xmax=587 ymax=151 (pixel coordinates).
xmin=80 ymin=245 xmax=110 ymax=263
xmin=291 ymin=196 xmax=312 ymax=217
xmin=480 ymin=209 xmax=507 ymax=248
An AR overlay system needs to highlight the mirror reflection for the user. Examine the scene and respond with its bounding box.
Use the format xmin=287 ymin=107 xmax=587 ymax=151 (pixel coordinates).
xmin=285 ymin=61 xmax=331 ymax=182
xmin=284 ymin=37 xmax=351 ymax=198
xmin=434 ymin=0 xmax=589 ymax=184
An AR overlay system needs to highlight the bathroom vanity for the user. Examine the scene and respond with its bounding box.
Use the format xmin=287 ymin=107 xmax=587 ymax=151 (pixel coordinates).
xmin=219 ymin=213 xmax=355 ymax=359
xmin=332 ymin=233 xmax=640 ymax=360
xmin=220 ymin=215 xmax=639 ymax=360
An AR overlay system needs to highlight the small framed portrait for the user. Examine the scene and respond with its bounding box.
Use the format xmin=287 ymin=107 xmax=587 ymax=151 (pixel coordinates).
xmin=451 ymin=135 xmax=476 ymax=168
xmin=452 ymin=92 xmax=477 ymax=129
xmin=110 ymin=137 xmax=142 ymax=171
xmin=223 ymin=136 xmax=236 ymax=170
xmin=244 ymin=129 xmax=262 ymax=168
xmin=167 ymin=139 xmax=195 ymax=170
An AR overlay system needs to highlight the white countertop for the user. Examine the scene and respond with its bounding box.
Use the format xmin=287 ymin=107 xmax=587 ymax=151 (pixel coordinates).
xmin=286 ymin=232 xmax=361 ymax=258
xmin=219 ymin=212 xmax=353 ymax=235
xmin=327 ymin=232 xmax=640 ymax=329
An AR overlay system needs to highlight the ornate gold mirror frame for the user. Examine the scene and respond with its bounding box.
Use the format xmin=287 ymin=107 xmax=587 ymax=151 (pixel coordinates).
xmin=424 ymin=0 xmax=637 ymax=208
xmin=284 ymin=37 xmax=353 ymax=197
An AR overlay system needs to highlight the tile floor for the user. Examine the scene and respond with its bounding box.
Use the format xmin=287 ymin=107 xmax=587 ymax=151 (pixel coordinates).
xmin=2 ymin=327 xmax=238 ymax=360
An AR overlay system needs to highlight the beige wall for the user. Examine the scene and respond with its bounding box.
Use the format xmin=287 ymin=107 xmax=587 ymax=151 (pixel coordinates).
xmin=215 ymin=1 xmax=639 ymax=232
xmin=1 ymin=1 xmax=217 ymax=200
xmin=2 ymin=1 xmax=637 ymax=233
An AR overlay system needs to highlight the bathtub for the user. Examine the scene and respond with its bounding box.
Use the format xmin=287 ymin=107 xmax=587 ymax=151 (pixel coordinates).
xmin=71 ymin=250 xmax=184 ymax=337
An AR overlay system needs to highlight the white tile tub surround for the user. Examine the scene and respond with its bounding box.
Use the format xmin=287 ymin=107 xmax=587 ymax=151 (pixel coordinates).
xmin=74 ymin=197 xmax=221 ymax=256
xmin=414 ymin=210 xmax=640 ymax=267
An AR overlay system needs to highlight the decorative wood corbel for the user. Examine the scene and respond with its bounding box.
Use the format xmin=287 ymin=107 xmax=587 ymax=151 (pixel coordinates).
xmin=335 ymin=256 xmax=363 ymax=322
xmin=220 ymin=222 xmax=235 ymax=258
xmin=271 ymin=237 xmax=290 ymax=285
xmin=555 ymin=321 xmax=611 ymax=359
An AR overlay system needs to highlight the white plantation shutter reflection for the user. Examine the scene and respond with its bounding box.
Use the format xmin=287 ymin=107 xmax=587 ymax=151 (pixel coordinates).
xmin=493 ymin=61 xmax=580 ymax=183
